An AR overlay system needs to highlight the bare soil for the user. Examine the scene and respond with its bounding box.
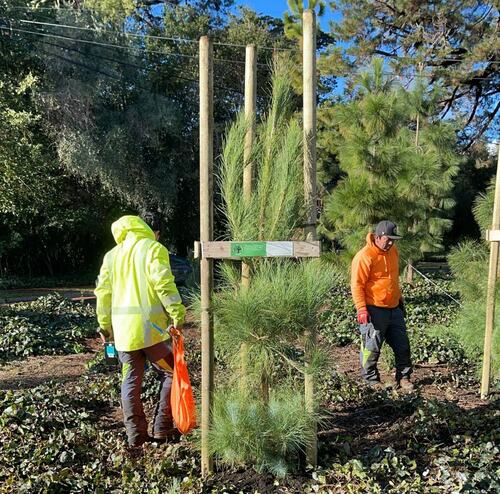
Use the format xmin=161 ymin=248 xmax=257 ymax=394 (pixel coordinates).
xmin=328 ymin=343 xmax=481 ymax=409
xmin=0 ymin=287 xmax=95 ymax=305
xmin=0 ymin=353 xmax=95 ymax=390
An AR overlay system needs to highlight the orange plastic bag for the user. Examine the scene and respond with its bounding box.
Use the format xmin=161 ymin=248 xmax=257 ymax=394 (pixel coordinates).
xmin=170 ymin=329 xmax=197 ymax=434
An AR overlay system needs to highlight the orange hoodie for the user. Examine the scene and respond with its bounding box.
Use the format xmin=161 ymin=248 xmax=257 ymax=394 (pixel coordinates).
xmin=351 ymin=233 xmax=401 ymax=310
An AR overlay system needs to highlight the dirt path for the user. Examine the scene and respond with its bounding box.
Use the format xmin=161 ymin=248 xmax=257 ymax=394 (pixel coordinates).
xmin=0 ymin=287 xmax=95 ymax=305
xmin=328 ymin=343 xmax=480 ymax=408
xmin=0 ymin=352 xmax=95 ymax=390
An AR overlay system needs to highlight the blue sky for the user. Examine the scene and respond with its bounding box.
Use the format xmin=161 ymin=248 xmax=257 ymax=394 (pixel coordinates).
xmin=232 ymin=0 xmax=339 ymax=31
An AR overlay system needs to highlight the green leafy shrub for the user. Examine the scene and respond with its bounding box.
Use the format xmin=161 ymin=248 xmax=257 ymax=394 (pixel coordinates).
xmin=446 ymin=184 xmax=500 ymax=380
xmin=318 ymin=283 xmax=358 ymax=346
xmin=0 ymin=294 xmax=95 ymax=362
xmin=0 ymin=378 xmax=197 ymax=493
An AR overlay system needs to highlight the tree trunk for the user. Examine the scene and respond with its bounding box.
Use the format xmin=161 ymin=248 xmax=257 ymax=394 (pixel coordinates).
xmin=406 ymin=259 xmax=414 ymax=283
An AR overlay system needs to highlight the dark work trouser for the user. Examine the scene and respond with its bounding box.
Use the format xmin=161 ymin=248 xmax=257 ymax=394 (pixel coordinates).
xmin=118 ymin=340 xmax=174 ymax=447
xmin=360 ymin=305 xmax=412 ymax=382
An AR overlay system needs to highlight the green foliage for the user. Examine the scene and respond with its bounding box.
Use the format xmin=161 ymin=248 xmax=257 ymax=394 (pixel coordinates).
xmin=284 ymin=0 xmax=326 ymax=39
xmin=327 ymin=0 xmax=499 ymax=147
xmin=212 ymin=260 xmax=335 ymax=382
xmin=320 ymin=60 xmax=460 ymax=262
xmin=0 ymin=295 xmax=95 ymax=363
xmin=209 ymin=386 xmax=318 ymax=477
xmin=447 ymin=182 xmax=500 ymax=379
xmin=318 ymin=283 xmax=357 ymax=346
xmin=219 ymin=56 xmax=304 ymax=242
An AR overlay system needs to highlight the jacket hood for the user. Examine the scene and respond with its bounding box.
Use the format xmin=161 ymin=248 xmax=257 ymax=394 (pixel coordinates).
xmin=111 ymin=215 xmax=156 ymax=244
xmin=366 ymin=232 xmax=376 ymax=248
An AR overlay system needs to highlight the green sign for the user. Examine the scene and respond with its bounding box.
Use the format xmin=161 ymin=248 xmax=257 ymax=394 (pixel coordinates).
xmin=230 ymin=241 xmax=267 ymax=257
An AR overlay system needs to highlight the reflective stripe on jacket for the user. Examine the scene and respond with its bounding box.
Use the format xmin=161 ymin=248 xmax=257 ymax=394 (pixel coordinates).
xmin=95 ymin=215 xmax=186 ymax=352
xmin=351 ymin=232 xmax=401 ymax=310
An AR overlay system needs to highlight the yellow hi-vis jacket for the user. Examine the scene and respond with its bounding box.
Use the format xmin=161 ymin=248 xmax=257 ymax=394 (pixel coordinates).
xmin=95 ymin=215 xmax=186 ymax=352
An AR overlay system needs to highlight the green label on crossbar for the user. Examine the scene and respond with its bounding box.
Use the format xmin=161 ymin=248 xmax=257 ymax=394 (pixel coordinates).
xmin=230 ymin=242 xmax=267 ymax=257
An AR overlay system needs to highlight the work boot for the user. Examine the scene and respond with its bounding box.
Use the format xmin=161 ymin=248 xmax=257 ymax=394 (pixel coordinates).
xmin=396 ymin=378 xmax=415 ymax=392
xmin=151 ymin=429 xmax=181 ymax=444
xmin=365 ymin=380 xmax=385 ymax=391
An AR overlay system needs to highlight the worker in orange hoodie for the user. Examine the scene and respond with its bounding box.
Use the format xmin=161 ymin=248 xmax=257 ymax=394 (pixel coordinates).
xmin=351 ymin=220 xmax=413 ymax=391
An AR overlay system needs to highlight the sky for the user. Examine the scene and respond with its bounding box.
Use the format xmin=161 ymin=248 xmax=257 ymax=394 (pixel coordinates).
xmin=232 ymin=0 xmax=339 ymax=31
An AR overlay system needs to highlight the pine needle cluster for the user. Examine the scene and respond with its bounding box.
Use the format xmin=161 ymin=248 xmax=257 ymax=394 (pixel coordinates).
xmin=213 ymin=260 xmax=336 ymax=383
xmin=209 ymin=387 xmax=319 ymax=477
xmin=219 ymin=56 xmax=304 ymax=242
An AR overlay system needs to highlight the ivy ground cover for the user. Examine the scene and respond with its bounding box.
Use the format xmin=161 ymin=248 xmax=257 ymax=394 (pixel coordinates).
xmin=0 ymin=282 xmax=498 ymax=493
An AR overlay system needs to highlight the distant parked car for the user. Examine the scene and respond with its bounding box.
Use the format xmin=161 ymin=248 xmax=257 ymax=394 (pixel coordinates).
xmin=169 ymin=254 xmax=193 ymax=287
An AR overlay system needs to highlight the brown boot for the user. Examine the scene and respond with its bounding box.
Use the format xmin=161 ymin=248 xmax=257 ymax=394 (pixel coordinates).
xmin=397 ymin=378 xmax=415 ymax=392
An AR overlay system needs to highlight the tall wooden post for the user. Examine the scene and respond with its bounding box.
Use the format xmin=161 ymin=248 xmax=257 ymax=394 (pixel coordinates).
xmin=242 ymin=44 xmax=257 ymax=288
xmin=481 ymin=143 xmax=500 ymax=399
xmin=303 ymin=9 xmax=318 ymax=467
xmin=240 ymin=44 xmax=257 ymax=386
xmin=199 ymin=35 xmax=214 ymax=475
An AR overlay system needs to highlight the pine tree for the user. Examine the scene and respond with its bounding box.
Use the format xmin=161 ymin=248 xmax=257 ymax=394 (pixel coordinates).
xmin=321 ymin=59 xmax=460 ymax=265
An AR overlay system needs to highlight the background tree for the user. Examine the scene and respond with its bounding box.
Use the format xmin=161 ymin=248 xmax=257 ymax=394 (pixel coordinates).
xmin=0 ymin=0 xmax=291 ymax=277
xmin=326 ymin=0 xmax=499 ymax=149
xmin=0 ymin=2 xmax=121 ymax=278
xmin=320 ymin=60 xmax=460 ymax=265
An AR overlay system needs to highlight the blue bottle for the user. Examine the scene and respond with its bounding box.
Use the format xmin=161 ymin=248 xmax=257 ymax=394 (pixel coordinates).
xmin=104 ymin=342 xmax=118 ymax=365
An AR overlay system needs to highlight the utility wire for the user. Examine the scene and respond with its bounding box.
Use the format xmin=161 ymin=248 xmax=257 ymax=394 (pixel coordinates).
xmin=17 ymin=19 xmax=500 ymax=61
xmin=9 ymin=16 xmax=298 ymax=52
xmin=9 ymin=26 xmax=260 ymax=67
xmin=11 ymin=26 xmax=497 ymax=82
xmin=19 ymin=18 xmax=297 ymax=52
xmin=8 ymin=23 xmax=498 ymax=82
xmin=14 ymin=18 xmax=500 ymax=60
xmin=35 ymin=38 xmax=244 ymax=95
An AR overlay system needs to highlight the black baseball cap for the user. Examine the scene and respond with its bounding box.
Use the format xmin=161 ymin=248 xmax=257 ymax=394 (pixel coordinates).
xmin=374 ymin=220 xmax=402 ymax=239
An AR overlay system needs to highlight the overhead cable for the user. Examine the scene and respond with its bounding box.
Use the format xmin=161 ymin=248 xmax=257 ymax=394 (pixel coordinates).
xmin=9 ymin=26 xmax=498 ymax=82
xmin=14 ymin=17 xmax=298 ymax=52
xmin=35 ymin=38 xmax=244 ymax=95
xmin=10 ymin=26 xmax=259 ymax=67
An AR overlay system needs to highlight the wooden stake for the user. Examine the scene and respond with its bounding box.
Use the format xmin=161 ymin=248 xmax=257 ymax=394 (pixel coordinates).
xmin=481 ymin=143 xmax=500 ymax=399
xmin=199 ymin=35 xmax=214 ymax=474
xmin=242 ymin=43 xmax=257 ymax=289
xmin=240 ymin=44 xmax=257 ymax=388
xmin=303 ymin=10 xmax=317 ymax=244
xmin=303 ymin=8 xmax=318 ymax=467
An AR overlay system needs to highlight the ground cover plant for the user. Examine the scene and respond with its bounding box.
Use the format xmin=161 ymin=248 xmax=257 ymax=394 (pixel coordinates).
xmin=0 ymin=276 xmax=498 ymax=492
xmin=0 ymin=294 xmax=95 ymax=363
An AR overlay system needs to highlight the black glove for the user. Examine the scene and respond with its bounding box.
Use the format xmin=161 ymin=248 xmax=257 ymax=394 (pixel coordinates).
xmin=398 ymin=300 xmax=406 ymax=318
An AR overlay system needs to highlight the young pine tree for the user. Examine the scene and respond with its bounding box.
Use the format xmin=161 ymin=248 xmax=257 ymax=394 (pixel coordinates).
xmin=321 ymin=59 xmax=460 ymax=265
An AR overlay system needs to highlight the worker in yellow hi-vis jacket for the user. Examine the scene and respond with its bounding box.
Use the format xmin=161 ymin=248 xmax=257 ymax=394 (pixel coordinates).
xmin=95 ymin=214 xmax=186 ymax=453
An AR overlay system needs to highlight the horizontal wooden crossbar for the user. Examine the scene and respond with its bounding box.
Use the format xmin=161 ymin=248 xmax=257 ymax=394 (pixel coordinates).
xmin=194 ymin=241 xmax=320 ymax=259
xmin=486 ymin=230 xmax=500 ymax=242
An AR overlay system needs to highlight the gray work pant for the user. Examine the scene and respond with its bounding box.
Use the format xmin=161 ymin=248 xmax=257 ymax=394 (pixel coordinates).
xmin=360 ymin=305 xmax=412 ymax=382
xmin=118 ymin=340 xmax=174 ymax=447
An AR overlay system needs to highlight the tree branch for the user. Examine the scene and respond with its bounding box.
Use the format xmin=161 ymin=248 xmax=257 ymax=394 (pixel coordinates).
xmin=463 ymin=101 xmax=500 ymax=151
xmin=464 ymin=85 xmax=482 ymax=128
